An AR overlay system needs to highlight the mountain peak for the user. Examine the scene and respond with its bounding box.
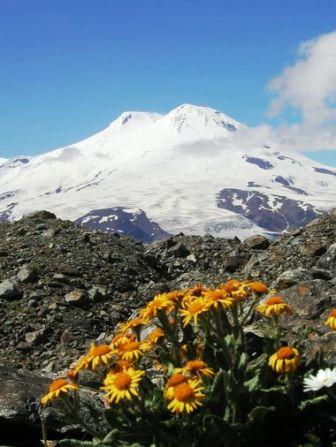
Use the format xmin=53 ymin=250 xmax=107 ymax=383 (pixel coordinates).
xmin=108 ymin=104 xmax=241 ymax=134
xmin=111 ymin=111 xmax=162 ymax=128
xmin=166 ymin=104 xmax=241 ymax=133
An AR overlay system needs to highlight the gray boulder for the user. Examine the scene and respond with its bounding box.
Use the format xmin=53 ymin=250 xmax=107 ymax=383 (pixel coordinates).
xmin=244 ymin=234 xmax=270 ymax=250
xmin=16 ymin=265 xmax=38 ymax=284
xmin=274 ymin=268 xmax=312 ymax=289
xmin=0 ymin=278 xmax=22 ymax=300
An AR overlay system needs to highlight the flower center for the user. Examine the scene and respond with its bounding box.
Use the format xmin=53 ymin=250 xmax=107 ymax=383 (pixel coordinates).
xmin=114 ymin=372 xmax=132 ymax=390
xmin=250 ymin=282 xmax=268 ymax=293
xmin=209 ymin=290 xmax=227 ymax=300
xmin=222 ymin=279 xmax=241 ymax=292
xmin=277 ymin=347 xmax=296 ymax=359
xmin=189 ymin=301 xmax=203 ymax=314
xmin=266 ymin=297 xmax=284 ymax=305
xmin=90 ymin=345 xmax=111 ymax=356
xmin=187 ymin=360 xmax=206 ymax=371
xmin=167 ymin=373 xmax=187 ymax=387
xmin=49 ymin=378 xmax=68 ymax=392
xmin=174 ymin=383 xmax=195 ymax=402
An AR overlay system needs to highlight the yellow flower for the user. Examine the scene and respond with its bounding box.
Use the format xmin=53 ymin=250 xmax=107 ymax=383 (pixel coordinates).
xmin=166 ymin=290 xmax=186 ymax=303
xmin=81 ymin=343 xmax=117 ymax=370
xmin=249 ymin=281 xmax=268 ymax=294
xmin=325 ymin=308 xmax=336 ymax=330
xmin=101 ymin=368 xmax=144 ymax=403
xmin=66 ymin=369 xmax=78 ymax=382
xmin=146 ymin=327 xmax=165 ymax=344
xmin=167 ymin=380 xmax=205 ymax=414
xmin=203 ymin=289 xmax=235 ymax=310
xmin=118 ymin=317 xmax=144 ymax=332
xmin=185 ymin=284 xmax=206 ymax=297
xmin=118 ymin=340 xmax=149 ymax=362
xmin=220 ymin=279 xmax=241 ymax=293
xmin=179 ymin=359 xmax=215 ymax=380
xmin=231 ymin=284 xmax=250 ymax=301
xmin=140 ymin=293 xmax=174 ymax=322
xmin=110 ymin=331 xmax=137 ymax=348
xmin=180 ymin=297 xmax=210 ymax=327
xmin=220 ymin=280 xmax=252 ymax=301
xmin=269 ymin=346 xmax=300 ymax=373
xmin=164 ymin=372 xmax=189 ymax=400
xmin=256 ymin=296 xmax=293 ymax=318
xmin=71 ymin=356 xmax=89 ymax=376
xmin=41 ymin=378 xmax=77 ymax=406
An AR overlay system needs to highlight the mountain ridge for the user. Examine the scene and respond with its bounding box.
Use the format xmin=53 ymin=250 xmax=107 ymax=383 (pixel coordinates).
xmin=0 ymin=104 xmax=336 ymax=240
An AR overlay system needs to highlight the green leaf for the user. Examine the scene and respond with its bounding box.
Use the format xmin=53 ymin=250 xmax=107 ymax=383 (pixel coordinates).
xmin=244 ymin=374 xmax=260 ymax=392
xmin=258 ymin=384 xmax=287 ymax=395
xmin=208 ymin=370 xmax=225 ymax=403
xmin=247 ymin=405 xmax=275 ymax=426
xmin=166 ymin=362 xmax=175 ymax=376
xmin=157 ymin=309 xmax=174 ymax=337
xmin=299 ymin=394 xmax=329 ymax=410
xmin=103 ymin=429 xmax=120 ymax=442
xmin=59 ymin=440 xmax=101 ymax=447
xmin=224 ymin=334 xmax=235 ymax=348
xmin=238 ymin=352 xmax=248 ymax=370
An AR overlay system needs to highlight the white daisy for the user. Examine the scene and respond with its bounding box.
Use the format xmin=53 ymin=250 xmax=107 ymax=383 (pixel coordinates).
xmin=303 ymin=368 xmax=336 ymax=392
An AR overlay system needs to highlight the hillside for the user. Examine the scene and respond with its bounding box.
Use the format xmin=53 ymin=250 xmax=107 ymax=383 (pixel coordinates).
xmin=1 ymin=210 xmax=336 ymax=445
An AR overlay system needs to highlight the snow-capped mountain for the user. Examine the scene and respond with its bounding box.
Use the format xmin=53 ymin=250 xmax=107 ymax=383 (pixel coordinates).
xmin=0 ymin=103 xmax=335 ymax=240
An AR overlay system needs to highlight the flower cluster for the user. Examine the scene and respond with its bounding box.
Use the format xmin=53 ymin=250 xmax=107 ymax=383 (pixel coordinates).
xmin=40 ymin=279 xmax=336 ymax=446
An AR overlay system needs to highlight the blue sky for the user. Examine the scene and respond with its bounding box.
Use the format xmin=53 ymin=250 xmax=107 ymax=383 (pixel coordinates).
xmin=0 ymin=0 xmax=336 ymax=166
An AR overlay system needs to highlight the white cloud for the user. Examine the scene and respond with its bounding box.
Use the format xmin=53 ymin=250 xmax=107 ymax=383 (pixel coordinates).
xmin=266 ymin=31 xmax=336 ymax=151
xmin=174 ymin=124 xmax=276 ymax=157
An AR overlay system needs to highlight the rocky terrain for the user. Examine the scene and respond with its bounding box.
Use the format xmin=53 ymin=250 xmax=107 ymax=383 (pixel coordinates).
xmin=1 ymin=209 xmax=336 ymax=446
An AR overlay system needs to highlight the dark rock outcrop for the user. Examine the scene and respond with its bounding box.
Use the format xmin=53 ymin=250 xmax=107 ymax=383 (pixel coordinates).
xmin=243 ymin=156 xmax=274 ymax=170
xmin=217 ymin=188 xmax=322 ymax=232
xmin=75 ymin=207 xmax=169 ymax=243
xmin=0 ymin=367 xmax=48 ymax=446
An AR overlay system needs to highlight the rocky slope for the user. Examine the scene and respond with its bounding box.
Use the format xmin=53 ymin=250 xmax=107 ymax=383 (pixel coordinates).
xmin=1 ymin=210 xmax=336 ymax=446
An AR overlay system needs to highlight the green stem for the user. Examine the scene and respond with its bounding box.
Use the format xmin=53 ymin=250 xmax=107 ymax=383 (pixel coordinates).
xmin=231 ymin=305 xmax=240 ymax=339
xmin=158 ymin=310 xmax=181 ymax=366
xmin=241 ymin=293 xmax=260 ymax=325
xmin=41 ymin=417 xmax=48 ymax=447
xmin=271 ymin=316 xmax=281 ymax=350
xmin=213 ymin=310 xmax=232 ymax=369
